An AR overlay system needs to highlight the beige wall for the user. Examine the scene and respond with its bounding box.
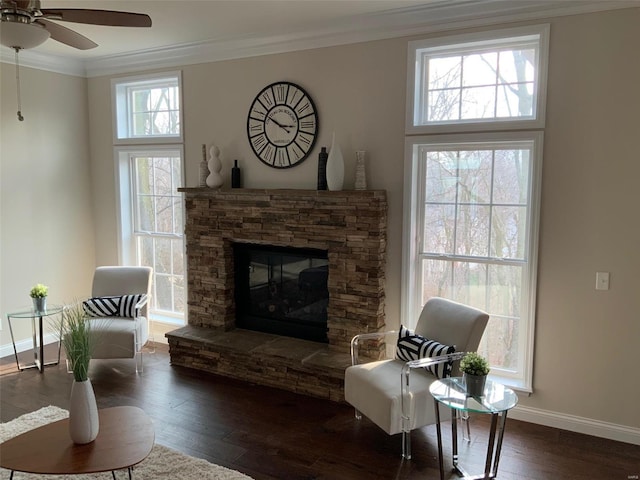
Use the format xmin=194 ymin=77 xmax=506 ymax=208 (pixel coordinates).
xmin=0 ymin=65 xmax=96 ymax=347
xmin=1 ymin=7 xmax=637 ymax=438
xmin=86 ymin=9 xmax=640 ymax=433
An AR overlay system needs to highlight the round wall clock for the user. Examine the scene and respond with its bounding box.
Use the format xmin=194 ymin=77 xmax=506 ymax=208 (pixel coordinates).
xmin=247 ymin=81 xmax=319 ymax=169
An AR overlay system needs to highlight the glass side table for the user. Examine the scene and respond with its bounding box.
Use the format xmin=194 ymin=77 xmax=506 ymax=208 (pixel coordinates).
xmin=7 ymin=305 xmax=65 ymax=373
xmin=430 ymin=377 xmax=518 ymax=480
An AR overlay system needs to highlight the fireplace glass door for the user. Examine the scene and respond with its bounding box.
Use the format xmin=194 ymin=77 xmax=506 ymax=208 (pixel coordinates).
xmin=234 ymin=244 xmax=329 ymax=342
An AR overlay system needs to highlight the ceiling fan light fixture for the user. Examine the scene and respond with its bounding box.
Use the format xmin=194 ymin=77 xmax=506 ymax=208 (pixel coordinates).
xmin=1 ymin=20 xmax=51 ymax=49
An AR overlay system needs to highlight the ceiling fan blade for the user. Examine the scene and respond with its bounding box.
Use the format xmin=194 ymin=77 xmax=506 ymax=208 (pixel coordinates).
xmin=40 ymin=9 xmax=152 ymax=28
xmin=36 ymin=19 xmax=97 ymax=50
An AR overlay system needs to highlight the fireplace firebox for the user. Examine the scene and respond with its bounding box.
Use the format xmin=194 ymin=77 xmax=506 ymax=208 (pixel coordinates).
xmin=234 ymin=243 xmax=329 ymax=343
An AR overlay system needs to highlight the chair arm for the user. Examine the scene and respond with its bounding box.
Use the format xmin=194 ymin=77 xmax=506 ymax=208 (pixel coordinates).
xmin=399 ymin=351 xmax=467 ymax=432
xmin=350 ymin=331 xmax=397 ymax=366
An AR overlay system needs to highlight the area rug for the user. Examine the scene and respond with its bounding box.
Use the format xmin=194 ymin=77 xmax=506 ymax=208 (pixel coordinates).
xmin=0 ymin=406 xmax=253 ymax=480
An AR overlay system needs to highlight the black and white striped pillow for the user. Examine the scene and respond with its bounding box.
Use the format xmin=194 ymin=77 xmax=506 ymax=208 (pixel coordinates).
xmin=83 ymin=294 xmax=147 ymax=318
xmin=396 ymin=325 xmax=456 ymax=379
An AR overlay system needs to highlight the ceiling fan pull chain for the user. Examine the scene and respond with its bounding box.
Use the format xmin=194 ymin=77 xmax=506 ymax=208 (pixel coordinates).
xmin=14 ymin=47 xmax=24 ymax=121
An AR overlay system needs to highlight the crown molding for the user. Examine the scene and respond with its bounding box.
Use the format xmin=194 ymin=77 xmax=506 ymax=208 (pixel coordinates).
xmin=0 ymin=47 xmax=85 ymax=77
xmin=1 ymin=0 xmax=636 ymax=78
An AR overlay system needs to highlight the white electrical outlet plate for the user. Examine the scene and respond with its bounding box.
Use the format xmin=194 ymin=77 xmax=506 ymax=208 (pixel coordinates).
xmin=595 ymin=272 xmax=610 ymax=290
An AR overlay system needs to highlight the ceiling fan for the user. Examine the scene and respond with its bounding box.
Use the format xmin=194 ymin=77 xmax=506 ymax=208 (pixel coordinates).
xmin=2 ymin=1 xmax=151 ymax=121
xmin=1 ymin=0 xmax=152 ymax=50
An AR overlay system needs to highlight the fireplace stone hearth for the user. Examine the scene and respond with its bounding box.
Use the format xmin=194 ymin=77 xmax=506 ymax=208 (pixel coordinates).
xmin=166 ymin=188 xmax=387 ymax=401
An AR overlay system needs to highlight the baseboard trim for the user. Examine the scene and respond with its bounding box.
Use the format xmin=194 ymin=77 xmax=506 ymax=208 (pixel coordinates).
xmin=0 ymin=334 xmax=60 ymax=359
xmin=510 ymin=404 xmax=640 ymax=446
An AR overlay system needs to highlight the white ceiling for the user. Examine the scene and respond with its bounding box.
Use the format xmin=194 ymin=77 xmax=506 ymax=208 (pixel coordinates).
xmin=2 ymin=0 xmax=638 ymax=76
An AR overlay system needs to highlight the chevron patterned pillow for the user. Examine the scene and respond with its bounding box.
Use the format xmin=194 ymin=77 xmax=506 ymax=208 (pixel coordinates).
xmin=396 ymin=325 xmax=456 ymax=378
xmin=83 ymin=294 xmax=147 ymax=318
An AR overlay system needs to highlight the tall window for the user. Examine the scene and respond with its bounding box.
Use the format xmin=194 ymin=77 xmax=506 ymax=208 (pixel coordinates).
xmin=404 ymin=26 xmax=548 ymax=391
xmin=113 ymin=72 xmax=185 ymax=324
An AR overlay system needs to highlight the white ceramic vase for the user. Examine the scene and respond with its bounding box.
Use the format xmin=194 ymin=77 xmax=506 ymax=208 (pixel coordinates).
xmin=69 ymin=379 xmax=99 ymax=444
xmin=326 ymin=133 xmax=344 ymax=191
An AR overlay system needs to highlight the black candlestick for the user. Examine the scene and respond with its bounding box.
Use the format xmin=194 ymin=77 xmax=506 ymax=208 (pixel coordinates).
xmin=317 ymin=147 xmax=328 ymax=190
xmin=232 ymin=159 xmax=241 ymax=188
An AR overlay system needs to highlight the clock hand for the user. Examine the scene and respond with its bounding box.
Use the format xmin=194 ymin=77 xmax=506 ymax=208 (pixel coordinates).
xmin=268 ymin=117 xmax=292 ymax=134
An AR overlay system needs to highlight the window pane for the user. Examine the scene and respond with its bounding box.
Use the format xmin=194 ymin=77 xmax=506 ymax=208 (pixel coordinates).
xmin=425 ymin=151 xmax=457 ymax=203
xmin=136 ymin=157 xmax=153 ymax=195
xmin=172 ymin=198 xmax=183 ymax=235
xmin=457 ymin=150 xmax=492 ymax=204
xmin=452 ymin=261 xmax=487 ymax=308
xmin=421 ymin=259 xmax=453 ymax=303
xmin=153 ymin=157 xmax=173 ymax=196
xmin=499 ymin=49 xmax=535 ymax=83
xmin=491 ymin=206 xmax=526 ymax=259
xmin=424 ymin=204 xmax=455 ymax=254
xmin=174 ymin=276 xmax=185 ymax=314
xmin=137 ymin=236 xmax=153 ymax=267
xmin=154 ymin=237 xmax=171 ymax=274
xmin=493 ymin=149 xmax=530 ymax=204
xmin=478 ymin=315 xmax=520 ymax=371
xmin=496 ymin=83 xmax=534 ymax=118
xmin=455 ymin=204 xmax=490 ymax=257
xmin=155 ymin=274 xmax=172 ymax=311
xmin=488 ymin=264 xmax=522 ymax=317
xmin=427 ymin=88 xmax=460 ymax=122
xmin=461 ymin=86 xmax=496 ymax=120
xmin=137 ymin=196 xmax=154 ymax=232
xmin=172 ymin=238 xmax=184 ymax=276
xmin=462 ymin=53 xmax=497 ymax=87
xmin=428 ymin=55 xmax=461 ymax=90
xmin=155 ymin=196 xmax=174 ymax=233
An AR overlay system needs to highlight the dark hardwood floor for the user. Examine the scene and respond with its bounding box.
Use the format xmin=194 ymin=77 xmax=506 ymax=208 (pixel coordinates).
xmin=1 ymin=344 xmax=638 ymax=479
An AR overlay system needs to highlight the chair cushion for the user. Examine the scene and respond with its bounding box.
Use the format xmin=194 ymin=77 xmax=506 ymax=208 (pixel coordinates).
xmin=344 ymin=359 xmax=450 ymax=435
xmin=83 ymin=294 xmax=147 ymax=318
xmin=89 ymin=316 xmax=149 ymax=359
xmin=396 ymin=325 xmax=455 ymax=379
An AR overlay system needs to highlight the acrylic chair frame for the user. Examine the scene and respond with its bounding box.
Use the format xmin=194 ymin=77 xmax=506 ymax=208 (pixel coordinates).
xmin=350 ymin=332 xmax=468 ymax=459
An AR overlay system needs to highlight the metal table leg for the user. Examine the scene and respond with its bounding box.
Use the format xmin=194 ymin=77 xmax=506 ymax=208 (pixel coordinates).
xmin=434 ymin=398 xmax=445 ymax=480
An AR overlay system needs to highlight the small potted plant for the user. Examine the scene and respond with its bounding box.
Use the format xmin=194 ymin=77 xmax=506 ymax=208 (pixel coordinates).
xmin=460 ymin=352 xmax=490 ymax=397
xmin=30 ymin=283 xmax=49 ymax=312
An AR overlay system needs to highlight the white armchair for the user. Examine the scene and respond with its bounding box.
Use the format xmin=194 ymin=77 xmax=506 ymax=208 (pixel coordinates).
xmin=86 ymin=266 xmax=153 ymax=373
xmin=344 ymin=297 xmax=489 ymax=459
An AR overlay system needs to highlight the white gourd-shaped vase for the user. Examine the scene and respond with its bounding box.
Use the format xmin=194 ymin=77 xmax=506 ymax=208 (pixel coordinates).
xmin=206 ymin=145 xmax=224 ymax=189
xmin=69 ymin=379 xmax=99 ymax=444
xmin=326 ymin=133 xmax=344 ymax=191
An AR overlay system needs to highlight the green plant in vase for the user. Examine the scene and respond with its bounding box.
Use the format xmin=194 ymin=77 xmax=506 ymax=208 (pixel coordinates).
xmin=56 ymin=301 xmax=101 ymax=444
xmin=30 ymin=283 xmax=48 ymax=312
xmin=59 ymin=302 xmax=95 ymax=382
xmin=460 ymin=352 xmax=490 ymax=397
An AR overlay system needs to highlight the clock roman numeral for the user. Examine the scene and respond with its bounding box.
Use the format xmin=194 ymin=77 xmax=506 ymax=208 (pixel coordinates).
xmin=273 ymin=84 xmax=288 ymax=104
xmin=296 ymin=132 xmax=312 ymax=146
xmin=275 ymin=148 xmax=289 ymax=167
xmin=295 ymin=100 xmax=312 ymax=117
xmin=299 ymin=118 xmax=316 ymax=132
xmin=287 ymin=143 xmax=304 ymax=162
xmin=260 ymin=90 xmax=274 ymax=108
xmin=251 ymin=133 xmax=268 ymax=153
xmin=262 ymin=144 xmax=276 ymax=164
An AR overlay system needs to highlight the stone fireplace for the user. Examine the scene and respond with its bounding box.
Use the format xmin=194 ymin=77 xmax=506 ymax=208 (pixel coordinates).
xmin=166 ymin=188 xmax=387 ymax=401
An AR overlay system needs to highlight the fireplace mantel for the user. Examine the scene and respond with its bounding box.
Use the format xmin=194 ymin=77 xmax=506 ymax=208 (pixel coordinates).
xmin=167 ymin=188 xmax=387 ymax=400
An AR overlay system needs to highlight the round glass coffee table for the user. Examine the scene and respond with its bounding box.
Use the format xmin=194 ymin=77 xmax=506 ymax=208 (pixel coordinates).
xmin=430 ymin=377 xmax=518 ymax=480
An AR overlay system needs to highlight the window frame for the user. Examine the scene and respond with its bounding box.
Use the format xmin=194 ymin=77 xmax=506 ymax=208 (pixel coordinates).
xmin=402 ymin=131 xmax=542 ymax=392
xmin=405 ymin=24 xmax=549 ymax=135
xmin=112 ymin=71 xmax=183 ymax=145
xmin=404 ymin=25 xmax=549 ymax=392
xmin=115 ymin=145 xmax=186 ymax=325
